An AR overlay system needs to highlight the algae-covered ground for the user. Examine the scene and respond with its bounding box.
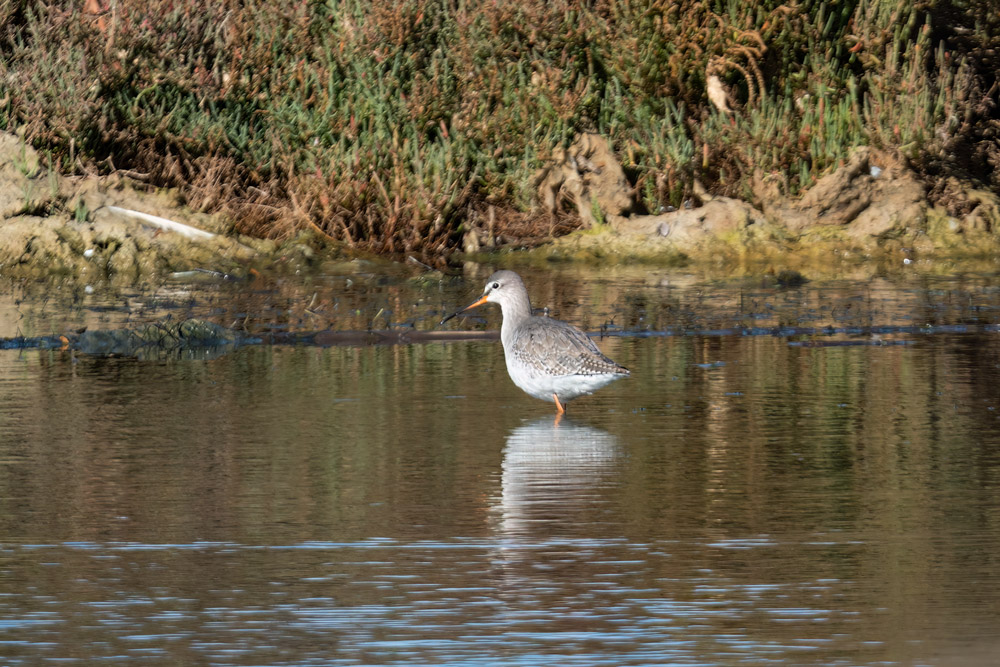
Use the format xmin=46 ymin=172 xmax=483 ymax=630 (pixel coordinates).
xmin=0 ymin=1 xmax=998 ymax=280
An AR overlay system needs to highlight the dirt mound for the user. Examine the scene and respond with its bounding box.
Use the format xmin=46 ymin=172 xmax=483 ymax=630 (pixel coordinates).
xmin=534 ymin=133 xmax=635 ymax=228
xmin=758 ymin=148 xmax=927 ymax=239
xmin=0 ymin=132 xmax=270 ymax=283
xmin=534 ymin=134 xmax=1000 ymax=261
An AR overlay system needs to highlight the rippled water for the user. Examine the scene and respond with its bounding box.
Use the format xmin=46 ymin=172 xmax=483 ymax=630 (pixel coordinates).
xmin=2 ymin=267 xmax=1000 ymax=665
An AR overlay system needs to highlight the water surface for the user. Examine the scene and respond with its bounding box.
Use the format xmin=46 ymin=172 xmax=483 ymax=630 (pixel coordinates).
xmin=2 ymin=266 xmax=1000 ymax=665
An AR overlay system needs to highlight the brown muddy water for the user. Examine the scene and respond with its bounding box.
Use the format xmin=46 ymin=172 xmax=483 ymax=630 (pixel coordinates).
xmin=2 ymin=263 xmax=1000 ymax=666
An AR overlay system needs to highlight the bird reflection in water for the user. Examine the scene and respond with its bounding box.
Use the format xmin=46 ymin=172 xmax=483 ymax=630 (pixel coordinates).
xmin=490 ymin=416 xmax=623 ymax=541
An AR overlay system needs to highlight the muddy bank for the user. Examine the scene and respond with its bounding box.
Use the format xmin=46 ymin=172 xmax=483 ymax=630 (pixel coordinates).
xmin=2 ymin=130 xmax=999 ymax=285
xmin=519 ymin=133 xmax=1000 ymax=270
xmin=0 ymin=132 xmax=388 ymax=284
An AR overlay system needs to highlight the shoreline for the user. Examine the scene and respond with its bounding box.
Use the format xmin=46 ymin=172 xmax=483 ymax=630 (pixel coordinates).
xmin=1 ymin=132 xmax=998 ymax=286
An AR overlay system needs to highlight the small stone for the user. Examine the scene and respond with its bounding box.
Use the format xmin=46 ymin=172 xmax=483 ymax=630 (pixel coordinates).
xmin=83 ymin=248 xmax=95 ymax=258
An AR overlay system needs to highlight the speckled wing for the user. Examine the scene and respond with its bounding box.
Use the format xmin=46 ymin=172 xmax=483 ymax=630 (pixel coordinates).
xmin=509 ymin=318 xmax=629 ymax=378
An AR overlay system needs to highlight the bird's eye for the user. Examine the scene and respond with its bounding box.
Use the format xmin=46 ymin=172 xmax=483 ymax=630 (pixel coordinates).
xmin=491 ymin=282 xmax=500 ymax=289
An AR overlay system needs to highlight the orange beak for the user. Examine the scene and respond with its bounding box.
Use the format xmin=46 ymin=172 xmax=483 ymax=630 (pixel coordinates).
xmin=440 ymin=293 xmax=490 ymax=325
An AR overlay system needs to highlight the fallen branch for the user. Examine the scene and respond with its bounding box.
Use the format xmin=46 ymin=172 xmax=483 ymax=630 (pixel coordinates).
xmin=105 ymin=206 xmax=216 ymax=240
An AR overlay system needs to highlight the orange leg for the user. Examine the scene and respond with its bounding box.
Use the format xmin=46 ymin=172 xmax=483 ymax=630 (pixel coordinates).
xmin=553 ymin=394 xmax=565 ymax=414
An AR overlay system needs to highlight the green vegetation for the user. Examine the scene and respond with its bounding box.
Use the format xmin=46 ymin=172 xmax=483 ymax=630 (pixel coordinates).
xmin=0 ymin=0 xmax=996 ymax=254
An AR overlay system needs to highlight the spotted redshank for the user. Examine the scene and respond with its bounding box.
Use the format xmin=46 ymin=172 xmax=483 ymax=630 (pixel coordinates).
xmin=441 ymin=270 xmax=629 ymax=413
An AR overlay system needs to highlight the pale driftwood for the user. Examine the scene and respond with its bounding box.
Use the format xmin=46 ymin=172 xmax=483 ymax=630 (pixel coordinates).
xmin=106 ymin=206 xmax=216 ymax=240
